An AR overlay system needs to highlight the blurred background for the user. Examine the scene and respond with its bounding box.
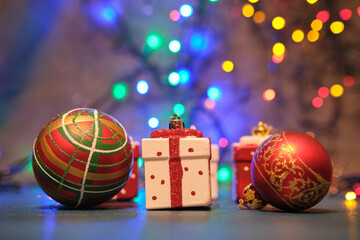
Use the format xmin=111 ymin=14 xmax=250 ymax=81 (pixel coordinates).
xmin=0 ymin=0 xmax=359 ymax=189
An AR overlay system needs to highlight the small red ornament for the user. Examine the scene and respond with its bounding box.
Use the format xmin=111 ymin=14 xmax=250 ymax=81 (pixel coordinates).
xmin=251 ymin=131 xmax=333 ymax=212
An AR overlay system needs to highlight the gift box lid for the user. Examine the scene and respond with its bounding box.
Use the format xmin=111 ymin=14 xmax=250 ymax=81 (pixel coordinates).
xmin=232 ymin=135 xmax=269 ymax=162
xmin=142 ymin=137 xmax=211 ymax=161
xmin=239 ymin=135 xmax=269 ymax=146
xmin=150 ymin=128 xmax=203 ymax=138
xmin=232 ymin=144 xmax=258 ymax=162
xmin=143 ymin=115 xmax=211 ymax=161
xmin=232 ymin=122 xmax=272 ymax=162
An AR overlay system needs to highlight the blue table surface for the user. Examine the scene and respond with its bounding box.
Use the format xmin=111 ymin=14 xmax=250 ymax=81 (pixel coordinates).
xmin=0 ymin=184 xmax=359 ymax=240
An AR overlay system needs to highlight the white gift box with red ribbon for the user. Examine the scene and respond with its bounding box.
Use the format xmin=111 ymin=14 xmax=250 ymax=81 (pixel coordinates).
xmin=142 ymin=133 xmax=212 ymax=210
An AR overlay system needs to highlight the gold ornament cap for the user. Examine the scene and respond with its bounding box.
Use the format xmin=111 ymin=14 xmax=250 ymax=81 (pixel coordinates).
xmin=252 ymin=121 xmax=272 ymax=137
xmin=238 ymin=183 xmax=268 ymax=210
xmin=169 ymin=114 xmax=185 ymax=129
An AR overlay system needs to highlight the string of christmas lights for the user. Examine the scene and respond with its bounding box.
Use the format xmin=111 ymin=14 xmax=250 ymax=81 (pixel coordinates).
xmin=84 ymin=0 xmax=360 ymax=195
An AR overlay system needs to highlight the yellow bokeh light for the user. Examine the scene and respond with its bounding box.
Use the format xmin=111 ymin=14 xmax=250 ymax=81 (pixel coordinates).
xmin=330 ymin=84 xmax=344 ymax=97
xmin=307 ymin=30 xmax=320 ymax=42
xmin=263 ymin=89 xmax=276 ymax=101
xmin=306 ymin=0 xmax=318 ymax=4
xmin=311 ymin=19 xmax=323 ymax=31
xmin=222 ymin=60 xmax=234 ymax=72
xmin=292 ymin=29 xmax=304 ymax=43
xmin=253 ymin=11 xmax=265 ymax=24
xmin=272 ymin=16 xmax=286 ymax=30
xmin=330 ymin=21 xmax=344 ymax=34
xmin=272 ymin=42 xmax=285 ymax=56
xmin=345 ymin=191 xmax=357 ymax=201
xmin=242 ymin=4 xmax=255 ymax=18
xmin=248 ymin=0 xmax=259 ymax=3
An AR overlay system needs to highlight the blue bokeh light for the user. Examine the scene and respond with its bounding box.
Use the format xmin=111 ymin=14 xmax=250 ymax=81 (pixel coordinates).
xmin=178 ymin=68 xmax=192 ymax=84
xmin=136 ymin=80 xmax=149 ymax=94
xmin=207 ymin=86 xmax=221 ymax=100
xmin=189 ymin=31 xmax=213 ymax=55
xmin=179 ymin=4 xmax=193 ymax=18
xmin=102 ymin=7 xmax=116 ymax=21
xmin=190 ymin=33 xmax=208 ymax=51
xmin=148 ymin=117 xmax=159 ymax=128
xmin=88 ymin=1 xmax=122 ymax=26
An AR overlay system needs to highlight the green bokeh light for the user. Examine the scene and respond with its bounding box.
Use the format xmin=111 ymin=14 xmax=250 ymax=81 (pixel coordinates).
xmin=138 ymin=158 xmax=144 ymax=168
xmin=112 ymin=82 xmax=127 ymax=100
xmin=146 ymin=33 xmax=162 ymax=50
xmin=173 ymin=103 xmax=185 ymax=115
xmin=217 ymin=165 xmax=232 ymax=183
xmin=28 ymin=156 xmax=33 ymax=171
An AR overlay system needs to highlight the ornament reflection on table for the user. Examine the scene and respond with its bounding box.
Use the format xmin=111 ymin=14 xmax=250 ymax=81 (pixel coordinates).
xmin=142 ymin=114 xmax=212 ymax=210
xmin=239 ymin=131 xmax=333 ymax=212
xmin=32 ymin=108 xmax=133 ymax=208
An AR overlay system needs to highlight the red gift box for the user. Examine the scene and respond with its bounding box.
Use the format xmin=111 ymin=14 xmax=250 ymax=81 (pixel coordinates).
xmin=232 ymin=135 xmax=268 ymax=200
xmin=114 ymin=141 xmax=140 ymax=200
xmin=232 ymin=144 xmax=257 ymax=200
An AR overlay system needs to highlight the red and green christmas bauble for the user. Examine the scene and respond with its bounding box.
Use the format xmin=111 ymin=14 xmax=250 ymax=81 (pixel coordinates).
xmin=32 ymin=108 xmax=133 ymax=208
xmin=251 ymin=131 xmax=333 ymax=212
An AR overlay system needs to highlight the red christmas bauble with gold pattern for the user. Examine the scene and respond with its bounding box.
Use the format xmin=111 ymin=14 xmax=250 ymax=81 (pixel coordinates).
xmin=251 ymin=131 xmax=333 ymax=212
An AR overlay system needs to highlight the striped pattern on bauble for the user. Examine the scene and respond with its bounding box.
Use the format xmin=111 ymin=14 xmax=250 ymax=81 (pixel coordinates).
xmin=32 ymin=108 xmax=133 ymax=208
